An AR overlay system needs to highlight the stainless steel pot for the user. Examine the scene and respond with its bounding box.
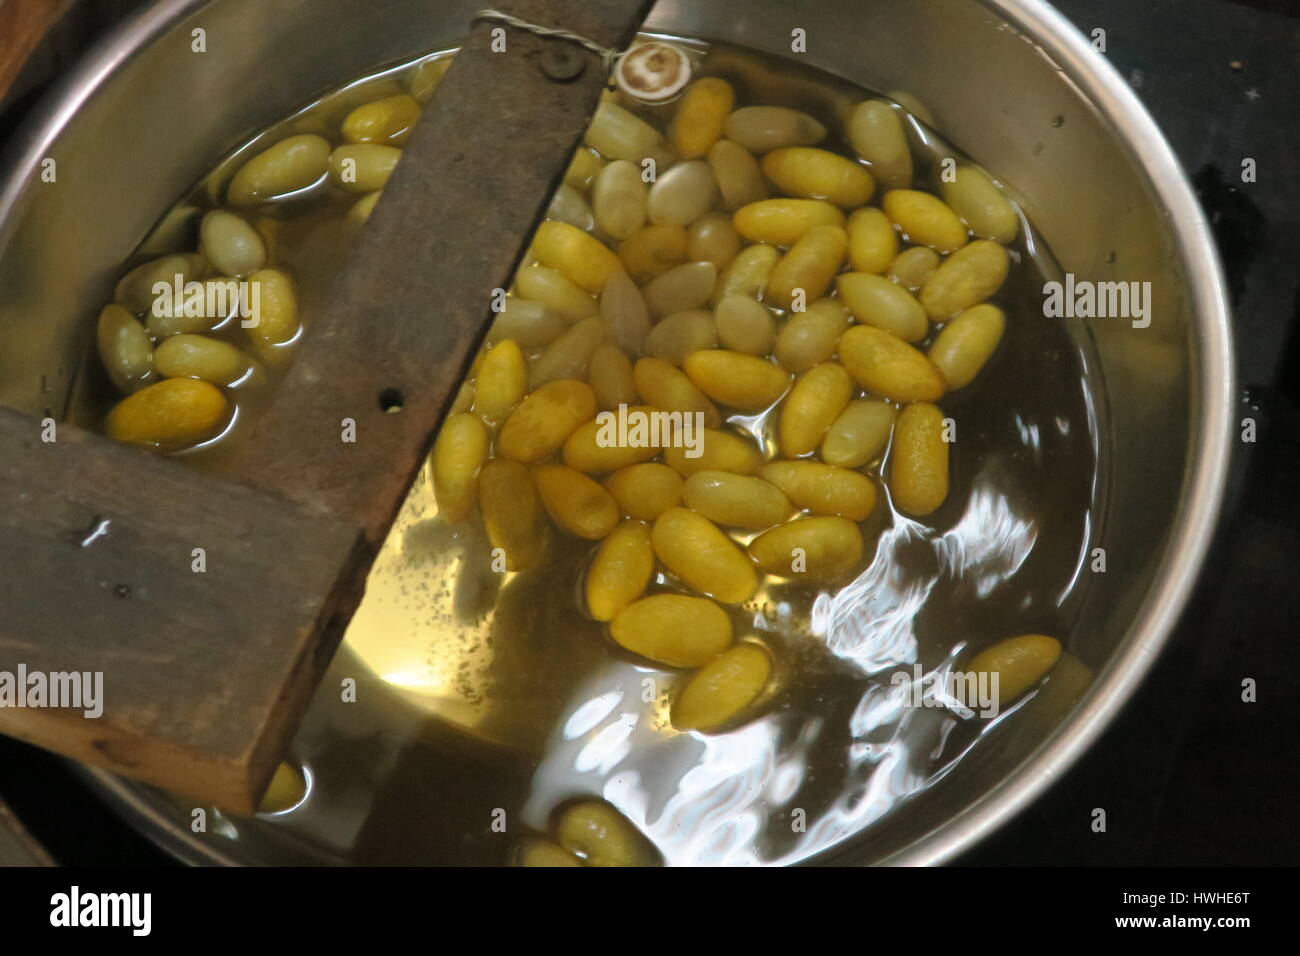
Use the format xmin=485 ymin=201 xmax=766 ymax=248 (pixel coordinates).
xmin=0 ymin=0 xmax=1233 ymax=865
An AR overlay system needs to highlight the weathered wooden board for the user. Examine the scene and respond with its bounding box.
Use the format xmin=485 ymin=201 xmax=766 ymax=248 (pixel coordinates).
xmin=0 ymin=406 xmax=368 ymax=814
xmin=232 ymin=0 xmax=656 ymax=546
xmin=0 ymin=0 xmax=655 ymax=812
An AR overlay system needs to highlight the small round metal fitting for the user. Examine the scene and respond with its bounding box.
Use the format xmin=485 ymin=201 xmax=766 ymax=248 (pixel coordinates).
xmin=541 ymin=45 xmax=587 ymax=82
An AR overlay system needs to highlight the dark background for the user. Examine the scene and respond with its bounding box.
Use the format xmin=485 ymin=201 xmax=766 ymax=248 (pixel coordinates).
xmin=0 ymin=0 xmax=1297 ymax=866
xmin=962 ymin=0 xmax=1300 ymax=866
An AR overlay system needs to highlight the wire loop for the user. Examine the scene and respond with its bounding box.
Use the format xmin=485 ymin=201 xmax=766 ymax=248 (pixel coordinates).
xmin=473 ymin=8 xmax=621 ymax=74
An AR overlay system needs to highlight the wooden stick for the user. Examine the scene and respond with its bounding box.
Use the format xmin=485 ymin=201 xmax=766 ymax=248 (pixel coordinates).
xmin=0 ymin=406 xmax=367 ymax=814
xmin=231 ymin=0 xmax=654 ymax=546
xmin=0 ymin=0 xmax=655 ymax=812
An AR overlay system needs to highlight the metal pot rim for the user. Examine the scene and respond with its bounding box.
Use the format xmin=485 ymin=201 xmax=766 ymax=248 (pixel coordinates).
xmin=879 ymin=0 xmax=1235 ymax=865
xmin=0 ymin=0 xmax=1234 ymax=866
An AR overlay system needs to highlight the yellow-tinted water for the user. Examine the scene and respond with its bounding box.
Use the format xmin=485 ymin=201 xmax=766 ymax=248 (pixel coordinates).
xmin=104 ymin=38 xmax=1101 ymax=865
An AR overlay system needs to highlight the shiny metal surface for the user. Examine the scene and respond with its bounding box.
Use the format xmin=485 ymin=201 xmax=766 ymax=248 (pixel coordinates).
xmin=0 ymin=0 xmax=1233 ymax=865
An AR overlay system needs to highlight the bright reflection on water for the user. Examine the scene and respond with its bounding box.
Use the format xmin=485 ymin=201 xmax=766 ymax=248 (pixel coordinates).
xmin=814 ymin=518 xmax=932 ymax=672
xmin=934 ymin=482 xmax=1038 ymax=600
xmin=122 ymin=41 xmax=1101 ymax=867
xmin=522 ymin=460 xmax=1042 ymax=866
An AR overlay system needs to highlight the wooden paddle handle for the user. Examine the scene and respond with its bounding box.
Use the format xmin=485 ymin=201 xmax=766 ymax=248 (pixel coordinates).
xmin=0 ymin=0 xmax=76 ymax=103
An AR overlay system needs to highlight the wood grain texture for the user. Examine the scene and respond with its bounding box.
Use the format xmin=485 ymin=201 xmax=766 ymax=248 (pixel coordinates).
xmin=231 ymin=0 xmax=656 ymax=546
xmin=0 ymin=406 xmax=368 ymax=814
xmin=0 ymin=0 xmax=655 ymax=812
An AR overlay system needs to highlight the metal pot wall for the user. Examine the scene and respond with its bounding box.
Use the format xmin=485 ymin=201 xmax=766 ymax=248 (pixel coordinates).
xmin=0 ymin=0 xmax=1233 ymax=865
